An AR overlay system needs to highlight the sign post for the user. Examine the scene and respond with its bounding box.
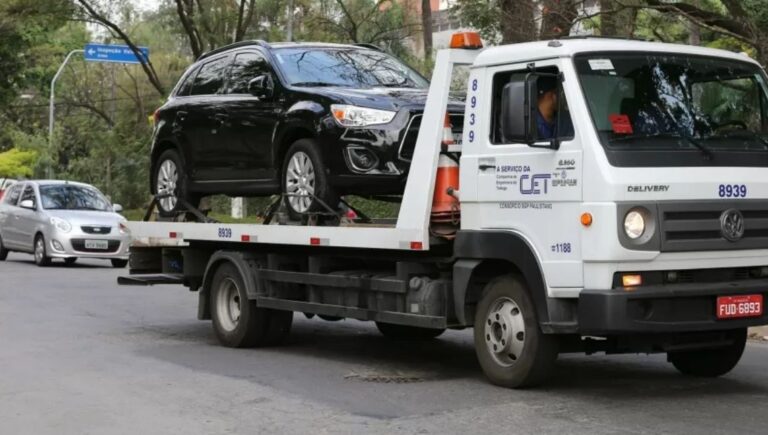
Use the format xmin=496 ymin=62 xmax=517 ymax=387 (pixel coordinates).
xmin=48 ymin=43 xmax=150 ymax=178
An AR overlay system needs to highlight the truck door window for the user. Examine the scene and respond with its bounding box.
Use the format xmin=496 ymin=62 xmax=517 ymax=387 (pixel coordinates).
xmin=190 ymin=57 xmax=228 ymax=96
xmin=227 ymin=52 xmax=270 ymax=94
xmin=490 ymin=67 xmax=574 ymax=144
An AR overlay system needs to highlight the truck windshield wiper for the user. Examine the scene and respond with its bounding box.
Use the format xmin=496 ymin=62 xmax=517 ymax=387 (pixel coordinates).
xmin=609 ymin=132 xmax=713 ymax=159
xmin=707 ymin=130 xmax=768 ymax=148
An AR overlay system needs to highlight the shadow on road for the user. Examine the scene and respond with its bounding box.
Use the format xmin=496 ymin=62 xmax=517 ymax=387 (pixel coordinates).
xmin=131 ymin=314 xmax=768 ymax=400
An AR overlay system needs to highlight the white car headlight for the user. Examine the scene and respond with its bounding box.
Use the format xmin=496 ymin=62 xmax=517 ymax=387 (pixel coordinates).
xmin=331 ymin=104 xmax=396 ymax=127
xmin=624 ymin=210 xmax=645 ymax=239
xmin=50 ymin=216 xmax=72 ymax=233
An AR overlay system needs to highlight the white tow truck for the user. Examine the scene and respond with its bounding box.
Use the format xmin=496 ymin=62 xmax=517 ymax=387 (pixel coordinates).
xmin=122 ymin=33 xmax=768 ymax=388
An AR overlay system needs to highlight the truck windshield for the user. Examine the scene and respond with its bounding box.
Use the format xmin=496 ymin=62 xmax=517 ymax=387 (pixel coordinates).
xmin=574 ymin=53 xmax=768 ymax=158
xmin=274 ymin=47 xmax=429 ymax=89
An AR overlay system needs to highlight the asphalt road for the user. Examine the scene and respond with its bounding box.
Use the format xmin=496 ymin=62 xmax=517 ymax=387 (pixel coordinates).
xmin=2 ymin=252 xmax=768 ymax=435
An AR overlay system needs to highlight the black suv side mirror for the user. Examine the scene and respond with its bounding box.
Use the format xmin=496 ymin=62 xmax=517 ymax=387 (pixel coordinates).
xmin=248 ymin=75 xmax=273 ymax=99
xmin=499 ymin=72 xmax=560 ymax=150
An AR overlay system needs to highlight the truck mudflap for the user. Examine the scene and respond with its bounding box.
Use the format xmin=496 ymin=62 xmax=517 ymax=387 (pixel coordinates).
xmin=578 ymin=280 xmax=768 ymax=335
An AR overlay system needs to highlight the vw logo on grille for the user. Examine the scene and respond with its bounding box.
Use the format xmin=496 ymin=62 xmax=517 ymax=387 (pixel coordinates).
xmin=720 ymin=209 xmax=745 ymax=242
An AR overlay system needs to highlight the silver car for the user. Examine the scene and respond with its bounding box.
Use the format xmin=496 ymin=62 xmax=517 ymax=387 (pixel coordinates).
xmin=0 ymin=180 xmax=130 ymax=267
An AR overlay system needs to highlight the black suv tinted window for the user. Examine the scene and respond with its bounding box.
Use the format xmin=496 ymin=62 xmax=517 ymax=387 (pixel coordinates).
xmin=176 ymin=65 xmax=200 ymax=96
xmin=190 ymin=57 xmax=228 ymax=95
xmin=227 ymin=52 xmax=270 ymax=94
xmin=273 ymin=48 xmax=428 ymax=88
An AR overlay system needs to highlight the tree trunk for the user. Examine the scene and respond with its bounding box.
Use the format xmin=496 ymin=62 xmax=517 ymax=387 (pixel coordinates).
xmin=540 ymin=0 xmax=578 ymax=39
xmin=421 ymin=0 xmax=433 ymax=60
xmin=499 ymin=0 xmax=536 ymax=43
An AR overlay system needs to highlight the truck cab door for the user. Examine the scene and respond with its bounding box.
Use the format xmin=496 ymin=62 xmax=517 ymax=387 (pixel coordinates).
xmin=460 ymin=60 xmax=584 ymax=291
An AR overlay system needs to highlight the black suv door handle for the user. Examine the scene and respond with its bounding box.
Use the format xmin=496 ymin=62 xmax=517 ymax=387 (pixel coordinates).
xmin=213 ymin=113 xmax=229 ymax=126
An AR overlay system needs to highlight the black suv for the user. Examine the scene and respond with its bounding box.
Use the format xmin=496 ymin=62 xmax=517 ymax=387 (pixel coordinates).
xmin=150 ymin=40 xmax=463 ymax=217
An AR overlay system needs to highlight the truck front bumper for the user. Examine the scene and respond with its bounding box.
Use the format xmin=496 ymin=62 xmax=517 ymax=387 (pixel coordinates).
xmin=578 ymin=279 xmax=768 ymax=335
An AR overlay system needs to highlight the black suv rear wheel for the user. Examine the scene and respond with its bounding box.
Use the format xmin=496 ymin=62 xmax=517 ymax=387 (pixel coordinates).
xmin=282 ymin=139 xmax=338 ymax=219
xmin=153 ymin=149 xmax=199 ymax=217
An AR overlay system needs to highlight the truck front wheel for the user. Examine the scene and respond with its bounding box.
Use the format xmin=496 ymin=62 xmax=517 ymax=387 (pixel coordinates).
xmin=210 ymin=263 xmax=292 ymax=348
xmin=668 ymin=328 xmax=747 ymax=377
xmin=473 ymin=275 xmax=558 ymax=388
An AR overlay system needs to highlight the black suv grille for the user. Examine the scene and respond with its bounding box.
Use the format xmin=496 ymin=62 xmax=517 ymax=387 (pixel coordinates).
xmin=398 ymin=113 xmax=464 ymax=161
xmin=660 ymin=201 xmax=768 ymax=252
xmin=81 ymin=225 xmax=112 ymax=235
xmin=71 ymin=239 xmax=121 ymax=253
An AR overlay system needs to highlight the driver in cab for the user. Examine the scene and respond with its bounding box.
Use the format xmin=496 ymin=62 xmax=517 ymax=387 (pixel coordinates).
xmin=536 ymin=76 xmax=573 ymax=140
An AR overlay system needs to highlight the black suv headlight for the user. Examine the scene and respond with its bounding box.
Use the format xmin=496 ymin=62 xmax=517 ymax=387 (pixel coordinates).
xmin=331 ymin=104 xmax=396 ymax=127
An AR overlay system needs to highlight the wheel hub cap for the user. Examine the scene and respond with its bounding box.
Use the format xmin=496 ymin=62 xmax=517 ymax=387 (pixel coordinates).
xmin=156 ymin=159 xmax=179 ymax=212
xmin=216 ymin=278 xmax=241 ymax=332
xmin=484 ymin=297 xmax=526 ymax=367
xmin=285 ymin=151 xmax=315 ymax=213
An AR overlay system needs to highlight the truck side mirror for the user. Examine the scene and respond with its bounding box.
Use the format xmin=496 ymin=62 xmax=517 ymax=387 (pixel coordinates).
xmin=499 ymin=80 xmax=533 ymax=143
xmin=248 ymin=75 xmax=273 ymax=99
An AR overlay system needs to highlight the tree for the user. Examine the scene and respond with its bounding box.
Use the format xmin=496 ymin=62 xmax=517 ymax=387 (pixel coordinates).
xmin=174 ymin=0 xmax=259 ymax=59
xmin=634 ymin=1 xmax=768 ymax=65
xmin=421 ymin=0 xmax=433 ymax=59
xmin=500 ymin=0 xmax=536 ymax=43
xmin=0 ymin=148 xmax=38 ymax=177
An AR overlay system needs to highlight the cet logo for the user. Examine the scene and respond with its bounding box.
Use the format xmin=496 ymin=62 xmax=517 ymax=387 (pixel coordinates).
xmin=520 ymin=174 xmax=551 ymax=195
xmin=720 ymin=209 xmax=745 ymax=242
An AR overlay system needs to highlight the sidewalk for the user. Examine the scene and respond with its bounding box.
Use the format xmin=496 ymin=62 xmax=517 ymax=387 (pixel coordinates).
xmin=749 ymin=326 xmax=768 ymax=341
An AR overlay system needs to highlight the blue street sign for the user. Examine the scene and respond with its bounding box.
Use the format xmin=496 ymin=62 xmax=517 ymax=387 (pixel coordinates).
xmin=84 ymin=43 xmax=150 ymax=64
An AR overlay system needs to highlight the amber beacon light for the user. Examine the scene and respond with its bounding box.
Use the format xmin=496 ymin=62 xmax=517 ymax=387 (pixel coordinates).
xmin=450 ymin=32 xmax=483 ymax=50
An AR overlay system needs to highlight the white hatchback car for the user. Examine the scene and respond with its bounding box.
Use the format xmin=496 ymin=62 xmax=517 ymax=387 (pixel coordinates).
xmin=0 ymin=180 xmax=130 ymax=267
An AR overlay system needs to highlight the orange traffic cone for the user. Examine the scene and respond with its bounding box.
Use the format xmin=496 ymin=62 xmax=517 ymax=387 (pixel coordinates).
xmin=431 ymin=152 xmax=460 ymax=239
xmin=441 ymin=113 xmax=454 ymax=149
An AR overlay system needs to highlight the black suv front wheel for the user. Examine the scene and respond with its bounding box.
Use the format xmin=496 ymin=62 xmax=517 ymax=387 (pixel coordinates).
xmin=282 ymin=139 xmax=338 ymax=219
xmin=153 ymin=149 xmax=199 ymax=217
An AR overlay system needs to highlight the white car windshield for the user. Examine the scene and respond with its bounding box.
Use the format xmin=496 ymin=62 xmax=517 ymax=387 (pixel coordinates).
xmin=40 ymin=184 xmax=111 ymax=211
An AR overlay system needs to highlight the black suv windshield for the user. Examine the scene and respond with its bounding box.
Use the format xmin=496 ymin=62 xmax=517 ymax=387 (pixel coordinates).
xmin=575 ymin=53 xmax=768 ymax=162
xmin=40 ymin=184 xmax=111 ymax=211
xmin=274 ymin=47 xmax=429 ymax=89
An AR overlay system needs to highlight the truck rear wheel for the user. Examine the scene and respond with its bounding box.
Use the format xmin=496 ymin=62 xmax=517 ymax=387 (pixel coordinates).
xmin=473 ymin=275 xmax=558 ymax=388
xmin=375 ymin=322 xmax=445 ymax=340
xmin=668 ymin=328 xmax=747 ymax=377
xmin=210 ymin=263 xmax=292 ymax=348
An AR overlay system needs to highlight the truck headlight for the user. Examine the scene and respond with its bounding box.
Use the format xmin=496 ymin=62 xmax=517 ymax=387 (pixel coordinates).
xmin=50 ymin=216 xmax=72 ymax=233
xmin=624 ymin=210 xmax=645 ymax=239
xmin=331 ymin=104 xmax=396 ymax=127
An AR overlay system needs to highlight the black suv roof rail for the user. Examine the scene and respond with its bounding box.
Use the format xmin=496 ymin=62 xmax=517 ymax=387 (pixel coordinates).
xmin=197 ymin=40 xmax=272 ymax=60
xmin=353 ymin=43 xmax=383 ymax=51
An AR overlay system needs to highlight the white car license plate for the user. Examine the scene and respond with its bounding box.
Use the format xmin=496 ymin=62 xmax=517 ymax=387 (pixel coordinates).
xmin=84 ymin=240 xmax=109 ymax=250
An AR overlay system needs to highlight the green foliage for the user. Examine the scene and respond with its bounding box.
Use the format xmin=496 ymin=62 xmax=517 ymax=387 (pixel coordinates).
xmin=0 ymin=147 xmax=38 ymax=177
